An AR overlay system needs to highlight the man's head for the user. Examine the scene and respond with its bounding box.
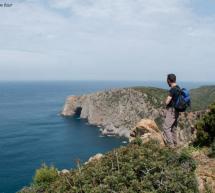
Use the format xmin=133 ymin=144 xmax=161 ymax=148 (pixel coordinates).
xmin=167 ymin=74 xmax=176 ymax=87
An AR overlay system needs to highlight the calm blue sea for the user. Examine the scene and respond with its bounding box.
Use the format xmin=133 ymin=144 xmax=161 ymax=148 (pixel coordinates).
xmin=0 ymin=81 xmax=214 ymax=193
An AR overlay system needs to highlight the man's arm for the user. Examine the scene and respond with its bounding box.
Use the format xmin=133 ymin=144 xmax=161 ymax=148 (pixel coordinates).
xmin=165 ymin=96 xmax=172 ymax=105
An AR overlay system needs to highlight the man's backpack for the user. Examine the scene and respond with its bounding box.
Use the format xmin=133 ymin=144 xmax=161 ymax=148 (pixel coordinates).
xmin=174 ymin=88 xmax=191 ymax=112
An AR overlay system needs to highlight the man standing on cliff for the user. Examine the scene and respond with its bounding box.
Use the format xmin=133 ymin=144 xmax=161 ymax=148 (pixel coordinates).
xmin=163 ymin=74 xmax=180 ymax=148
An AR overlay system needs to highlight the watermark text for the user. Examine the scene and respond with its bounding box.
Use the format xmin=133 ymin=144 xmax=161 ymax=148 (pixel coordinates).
xmin=0 ymin=2 xmax=13 ymax=8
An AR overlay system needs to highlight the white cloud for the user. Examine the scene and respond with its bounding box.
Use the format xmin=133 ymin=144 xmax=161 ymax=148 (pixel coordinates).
xmin=0 ymin=0 xmax=215 ymax=81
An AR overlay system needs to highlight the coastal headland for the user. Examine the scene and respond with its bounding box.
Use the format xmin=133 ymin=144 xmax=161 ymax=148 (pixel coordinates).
xmin=61 ymin=86 xmax=215 ymax=145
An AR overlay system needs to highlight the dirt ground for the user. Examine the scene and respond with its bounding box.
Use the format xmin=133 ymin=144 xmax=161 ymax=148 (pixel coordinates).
xmin=192 ymin=149 xmax=215 ymax=193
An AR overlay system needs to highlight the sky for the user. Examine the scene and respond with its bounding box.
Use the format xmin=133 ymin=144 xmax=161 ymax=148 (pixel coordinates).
xmin=0 ymin=0 xmax=215 ymax=81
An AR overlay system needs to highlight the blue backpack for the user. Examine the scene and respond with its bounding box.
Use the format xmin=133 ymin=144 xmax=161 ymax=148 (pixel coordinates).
xmin=174 ymin=88 xmax=191 ymax=112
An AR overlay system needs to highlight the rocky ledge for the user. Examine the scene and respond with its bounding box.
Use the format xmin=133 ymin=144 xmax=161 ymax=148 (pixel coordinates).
xmin=61 ymin=87 xmax=204 ymax=145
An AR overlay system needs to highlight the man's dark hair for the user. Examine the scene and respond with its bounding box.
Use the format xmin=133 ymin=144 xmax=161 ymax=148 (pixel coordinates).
xmin=167 ymin=74 xmax=176 ymax=83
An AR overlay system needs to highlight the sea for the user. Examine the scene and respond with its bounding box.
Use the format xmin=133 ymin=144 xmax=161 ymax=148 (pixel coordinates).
xmin=0 ymin=80 xmax=214 ymax=193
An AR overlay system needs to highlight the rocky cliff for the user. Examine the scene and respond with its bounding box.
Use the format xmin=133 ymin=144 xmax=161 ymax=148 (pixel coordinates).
xmin=61 ymin=87 xmax=205 ymax=145
xmin=61 ymin=88 xmax=163 ymax=138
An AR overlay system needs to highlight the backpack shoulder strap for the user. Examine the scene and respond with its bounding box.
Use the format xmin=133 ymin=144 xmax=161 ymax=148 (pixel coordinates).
xmin=176 ymin=85 xmax=181 ymax=90
xmin=175 ymin=85 xmax=181 ymax=94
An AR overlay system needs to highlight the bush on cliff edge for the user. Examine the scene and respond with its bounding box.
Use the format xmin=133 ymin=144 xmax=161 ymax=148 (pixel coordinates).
xmin=194 ymin=103 xmax=215 ymax=147
xmin=33 ymin=163 xmax=58 ymax=188
xmin=20 ymin=140 xmax=199 ymax=193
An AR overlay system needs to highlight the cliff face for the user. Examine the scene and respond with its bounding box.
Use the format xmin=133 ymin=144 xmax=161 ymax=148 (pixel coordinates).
xmin=61 ymin=88 xmax=162 ymax=138
xmin=61 ymin=87 xmax=202 ymax=145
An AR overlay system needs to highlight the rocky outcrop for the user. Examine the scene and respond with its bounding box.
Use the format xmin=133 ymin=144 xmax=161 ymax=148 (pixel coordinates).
xmin=61 ymin=87 xmax=204 ymax=144
xmin=192 ymin=150 xmax=215 ymax=193
xmin=130 ymin=119 xmax=165 ymax=146
xmin=85 ymin=153 xmax=103 ymax=165
xmin=61 ymin=88 xmax=162 ymax=138
xmin=57 ymin=169 xmax=70 ymax=175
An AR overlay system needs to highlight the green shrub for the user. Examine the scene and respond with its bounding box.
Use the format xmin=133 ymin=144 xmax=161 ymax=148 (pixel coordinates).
xmin=194 ymin=103 xmax=215 ymax=147
xmin=209 ymin=140 xmax=215 ymax=158
xmin=21 ymin=141 xmax=199 ymax=193
xmin=190 ymin=86 xmax=215 ymax=111
xmin=33 ymin=163 xmax=58 ymax=186
xmin=130 ymin=136 xmax=143 ymax=146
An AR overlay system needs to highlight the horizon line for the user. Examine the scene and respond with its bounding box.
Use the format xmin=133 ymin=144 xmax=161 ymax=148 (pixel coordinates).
xmin=0 ymin=80 xmax=215 ymax=83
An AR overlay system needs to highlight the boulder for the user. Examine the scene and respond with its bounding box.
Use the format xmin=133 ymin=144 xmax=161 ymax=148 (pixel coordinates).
xmin=58 ymin=169 xmax=70 ymax=175
xmin=130 ymin=119 xmax=165 ymax=146
xmin=85 ymin=153 xmax=103 ymax=165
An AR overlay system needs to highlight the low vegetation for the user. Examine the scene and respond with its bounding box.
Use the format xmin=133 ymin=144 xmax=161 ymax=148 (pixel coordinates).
xmin=33 ymin=164 xmax=58 ymax=188
xmin=132 ymin=85 xmax=215 ymax=111
xmin=194 ymin=102 xmax=215 ymax=147
xmin=190 ymin=86 xmax=215 ymax=111
xmin=20 ymin=140 xmax=199 ymax=193
xmin=132 ymin=87 xmax=167 ymax=108
xmin=209 ymin=140 xmax=215 ymax=158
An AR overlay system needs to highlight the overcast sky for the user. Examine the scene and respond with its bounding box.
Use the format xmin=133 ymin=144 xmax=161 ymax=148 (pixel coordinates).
xmin=0 ymin=0 xmax=215 ymax=81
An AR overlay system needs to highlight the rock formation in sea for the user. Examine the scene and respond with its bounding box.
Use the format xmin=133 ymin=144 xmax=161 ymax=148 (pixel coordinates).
xmin=61 ymin=87 xmax=205 ymax=145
